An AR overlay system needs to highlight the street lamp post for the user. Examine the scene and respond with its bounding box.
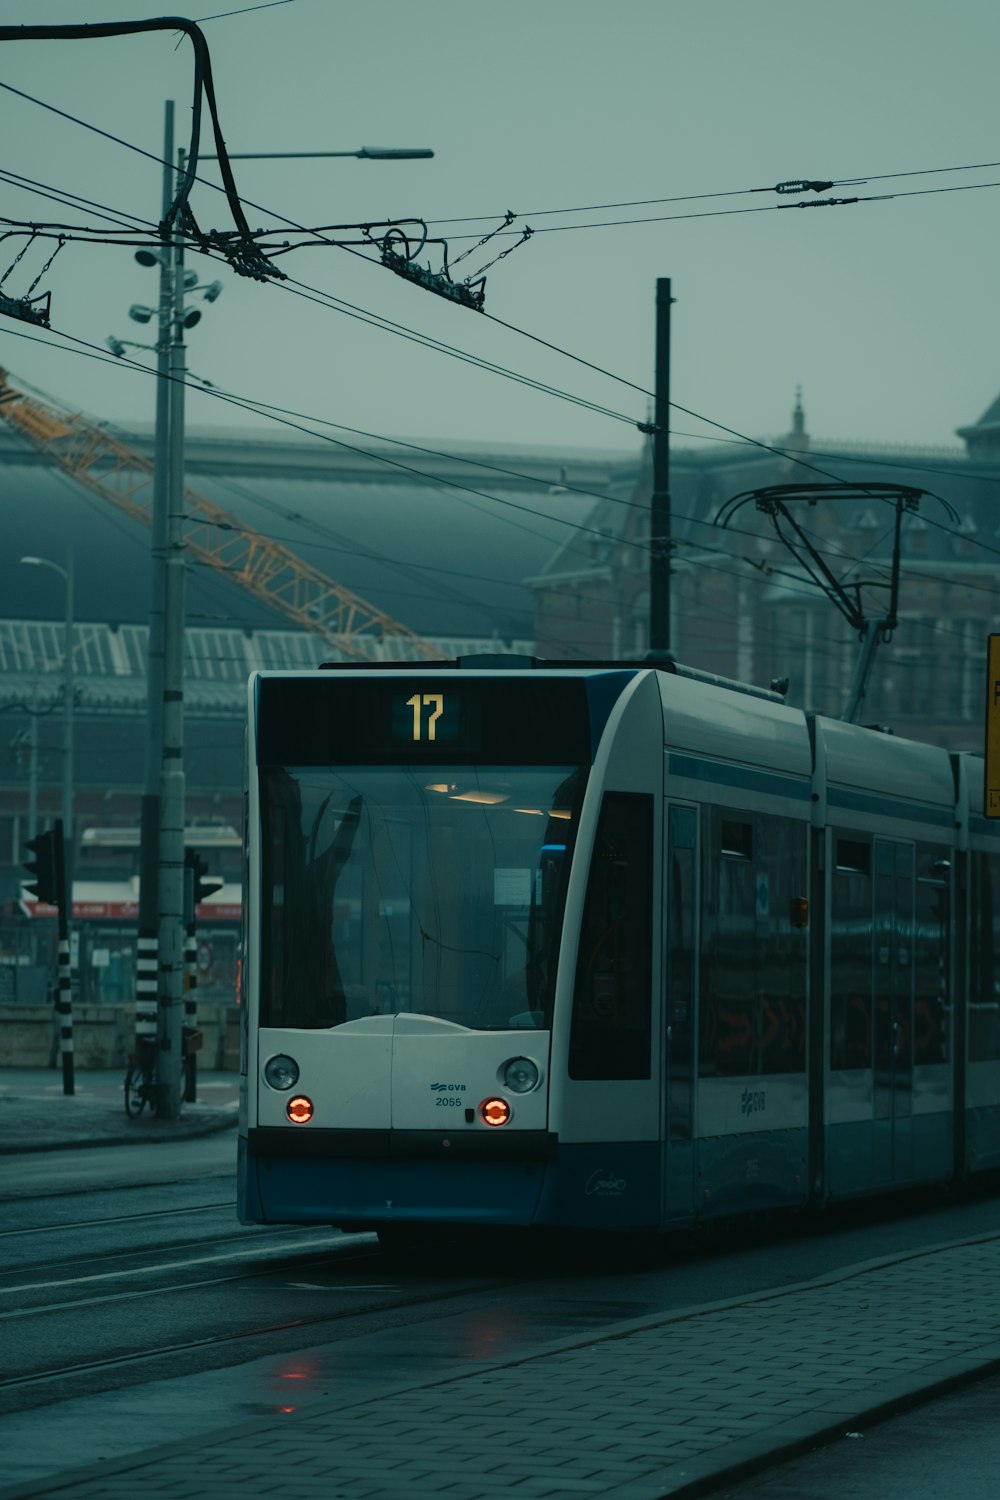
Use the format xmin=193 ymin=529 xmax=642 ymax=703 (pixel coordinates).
xmin=209 ymin=147 xmax=434 ymax=161
xmin=120 ymin=120 xmax=434 ymax=1119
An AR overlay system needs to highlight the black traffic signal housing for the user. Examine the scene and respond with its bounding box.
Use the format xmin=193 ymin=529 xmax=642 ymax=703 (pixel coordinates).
xmin=22 ymin=823 xmax=63 ymax=907
xmin=184 ymin=849 xmax=224 ymax=917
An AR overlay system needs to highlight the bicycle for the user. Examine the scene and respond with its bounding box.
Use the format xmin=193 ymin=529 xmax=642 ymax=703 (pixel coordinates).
xmin=124 ymin=1037 xmax=155 ymax=1117
xmin=124 ymin=1034 xmax=197 ymax=1117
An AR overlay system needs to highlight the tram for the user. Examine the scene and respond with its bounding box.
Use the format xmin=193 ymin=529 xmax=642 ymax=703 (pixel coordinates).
xmin=237 ymin=659 xmax=1000 ymax=1235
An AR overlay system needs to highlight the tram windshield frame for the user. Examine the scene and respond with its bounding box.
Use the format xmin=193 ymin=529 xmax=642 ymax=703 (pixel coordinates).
xmin=259 ymin=761 xmax=587 ymax=1033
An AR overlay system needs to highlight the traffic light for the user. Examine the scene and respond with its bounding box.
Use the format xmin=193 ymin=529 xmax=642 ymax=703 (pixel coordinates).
xmin=22 ymin=827 xmax=59 ymax=906
xmin=184 ymin=849 xmax=224 ymax=909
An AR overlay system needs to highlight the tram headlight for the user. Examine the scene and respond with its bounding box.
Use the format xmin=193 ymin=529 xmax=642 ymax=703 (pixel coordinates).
xmin=501 ymin=1057 xmax=539 ymax=1094
xmin=264 ymin=1054 xmax=299 ymax=1091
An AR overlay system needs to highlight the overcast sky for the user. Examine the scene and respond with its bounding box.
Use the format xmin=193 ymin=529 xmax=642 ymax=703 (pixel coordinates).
xmin=1 ymin=0 xmax=998 ymax=464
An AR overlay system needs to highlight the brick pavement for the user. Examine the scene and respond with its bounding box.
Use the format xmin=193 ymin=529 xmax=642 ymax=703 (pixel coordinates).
xmin=4 ymin=1229 xmax=1000 ymax=1500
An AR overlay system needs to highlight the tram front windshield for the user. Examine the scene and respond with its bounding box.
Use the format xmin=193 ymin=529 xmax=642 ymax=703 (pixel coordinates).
xmin=261 ymin=765 xmax=584 ymax=1032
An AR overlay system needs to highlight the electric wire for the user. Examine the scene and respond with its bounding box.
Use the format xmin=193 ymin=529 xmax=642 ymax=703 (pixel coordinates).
xmin=441 ymin=177 xmax=1000 ymax=239
xmin=5 ymin=318 xmax=996 ymax=671
xmin=3 ymin=74 xmax=992 ymax=572
xmin=195 ymin=1 xmax=298 ymax=21
xmin=0 ymin=168 xmax=158 ymax=234
xmin=7 ymin=313 xmax=999 ymax=617
xmin=428 ymin=155 xmax=1000 ymax=225
xmin=2 ymin=74 xmax=992 ymax=494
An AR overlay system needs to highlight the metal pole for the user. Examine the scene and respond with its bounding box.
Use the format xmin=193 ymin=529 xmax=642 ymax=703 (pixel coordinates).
xmin=61 ymin=547 xmax=74 ymax=884
xmin=648 ymin=278 xmax=674 ymax=657
xmin=155 ymin=142 xmax=188 ymax=1121
xmin=53 ymin=819 xmax=74 ymax=1096
xmin=27 ymin=682 xmax=38 ymax=840
xmin=137 ymin=100 xmax=174 ymax=1069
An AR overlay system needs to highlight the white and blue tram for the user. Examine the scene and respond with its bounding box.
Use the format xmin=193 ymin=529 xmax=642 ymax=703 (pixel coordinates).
xmin=237 ymin=659 xmax=1000 ymax=1234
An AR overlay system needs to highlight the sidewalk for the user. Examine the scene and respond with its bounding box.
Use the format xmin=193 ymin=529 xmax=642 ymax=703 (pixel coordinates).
xmin=0 ymin=1068 xmax=239 ymax=1151
xmin=3 ymin=1219 xmax=1000 ymax=1500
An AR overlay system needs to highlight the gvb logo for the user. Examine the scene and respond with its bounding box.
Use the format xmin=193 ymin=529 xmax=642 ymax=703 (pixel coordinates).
xmin=741 ymin=1089 xmax=766 ymax=1117
xmin=430 ymin=1083 xmax=466 ymax=1092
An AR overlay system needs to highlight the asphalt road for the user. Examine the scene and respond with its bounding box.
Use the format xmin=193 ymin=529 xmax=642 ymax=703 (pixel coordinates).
xmin=2 ymin=1136 xmax=1000 ymax=1493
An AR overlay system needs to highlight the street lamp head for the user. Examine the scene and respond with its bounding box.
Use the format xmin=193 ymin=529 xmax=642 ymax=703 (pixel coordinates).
xmin=357 ymin=147 xmax=434 ymax=160
xmin=106 ymin=336 xmax=127 ymax=357
xmin=135 ymin=248 xmax=165 ymax=268
xmin=128 ymin=304 xmax=155 ymax=325
xmin=19 ymin=554 xmax=67 ymax=580
xmin=183 ymin=269 xmax=199 ymax=289
xmin=182 ymin=307 xmax=202 ymax=330
xmin=201 ymin=280 xmax=224 ymax=303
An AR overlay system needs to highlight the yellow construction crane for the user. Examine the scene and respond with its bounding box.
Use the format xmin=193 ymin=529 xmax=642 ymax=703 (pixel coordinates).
xmin=0 ymin=368 xmax=438 ymax=662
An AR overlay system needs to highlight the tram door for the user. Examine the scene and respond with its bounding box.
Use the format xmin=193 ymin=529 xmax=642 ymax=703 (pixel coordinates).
xmin=662 ymin=804 xmax=698 ymax=1220
xmin=873 ymin=840 xmax=914 ymax=1183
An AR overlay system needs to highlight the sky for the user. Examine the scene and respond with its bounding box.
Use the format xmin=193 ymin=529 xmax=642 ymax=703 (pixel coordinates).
xmin=1 ymin=0 xmax=998 ymax=464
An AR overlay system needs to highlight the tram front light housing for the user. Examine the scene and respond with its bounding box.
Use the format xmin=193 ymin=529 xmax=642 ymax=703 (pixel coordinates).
xmin=480 ymin=1096 xmax=511 ymax=1127
xmin=287 ymin=1095 xmax=314 ymax=1124
xmin=501 ymin=1057 xmax=539 ymax=1094
xmin=264 ymin=1054 xmax=299 ymax=1091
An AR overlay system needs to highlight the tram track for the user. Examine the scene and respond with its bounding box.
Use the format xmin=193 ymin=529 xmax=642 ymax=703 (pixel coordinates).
xmin=0 ymin=1227 xmax=377 ymax=1302
xmin=0 ymin=1249 xmax=515 ymax=1401
xmin=0 ymin=1199 xmax=236 ymax=1240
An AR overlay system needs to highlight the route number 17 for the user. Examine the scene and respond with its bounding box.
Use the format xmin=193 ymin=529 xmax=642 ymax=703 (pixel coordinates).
xmin=406 ymin=693 xmax=444 ymax=742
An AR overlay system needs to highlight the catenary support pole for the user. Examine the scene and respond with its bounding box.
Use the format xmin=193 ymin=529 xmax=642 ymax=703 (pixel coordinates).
xmin=60 ymin=548 xmax=74 ymax=888
xmin=155 ymin=142 xmax=188 ymax=1121
xmin=648 ymin=278 xmax=674 ymax=656
xmin=137 ymin=100 xmax=174 ymax=1067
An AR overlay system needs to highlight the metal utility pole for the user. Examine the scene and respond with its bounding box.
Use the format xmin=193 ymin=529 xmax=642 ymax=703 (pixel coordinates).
xmin=648 ymin=278 xmax=674 ymax=657
xmin=60 ymin=548 xmax=74 ymax=878
xmin=155 ymin=134 xmax=190 ymax=1121
xmin=136 ymin=100 xmax=174 ymax=1096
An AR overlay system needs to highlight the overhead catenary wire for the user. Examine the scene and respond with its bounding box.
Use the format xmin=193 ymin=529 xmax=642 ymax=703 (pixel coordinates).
xmin=439 ymin=177 xmax=1000 ymax=239
xmin=0 ymin=72 xmax=993 ymax=481
xmin=5 ymin=318 xmax=999 ymax=657
xmin=426 ymin=154 xmax=1000 ymax=225
xmin=6 ymin=312 xmax=999 ymax=611
xmin=2 ymin=74 xmax=993 ymax=539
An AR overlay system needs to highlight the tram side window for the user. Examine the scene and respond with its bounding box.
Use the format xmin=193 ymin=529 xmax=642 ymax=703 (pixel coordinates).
xmin=699 ymin=808 xmax=807 ymax=1078
xmin=700 ymin=811 xmax=756 ymax=1076
xmin=830 ymin=836 xmax=873 ymax=1070
xmin=913 ymin=845 xmax=950 ymax=1066
xmin=569 ymin=792 xmax=653 ymax=1080
xmin=756 ymin=814 xmax=807 ymax=1073
xmin=970 ymin=852 xmax=1000 ymax=1063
